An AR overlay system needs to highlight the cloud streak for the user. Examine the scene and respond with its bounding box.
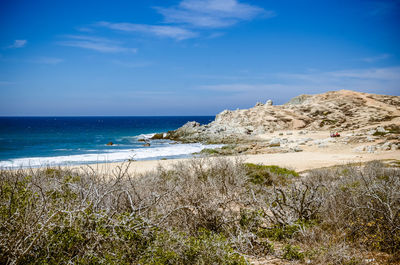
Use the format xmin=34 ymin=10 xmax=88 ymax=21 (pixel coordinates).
xmin=98 ymin=22 xmax=197 ymax=40
xmin=280 ymin=67 xmax=400 ymax=82
xmin=199 ymin=67 xmax=400 ymax=96
xmin=58 ymin=35 xmax=137 ymax=53
xmin=30 ymin=57 xmax=64 ymax=64
xmin=96 ymin=0 xmax=273 ymax=40
xmin=8 ymin=40 xmax=27 ymax=48
xmin=361 ymin=53 xmax=391 ymax=63
xmin=156 ymin=0 xmax=273 ymax=28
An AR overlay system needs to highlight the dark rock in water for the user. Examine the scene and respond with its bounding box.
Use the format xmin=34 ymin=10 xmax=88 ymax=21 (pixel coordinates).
xmin=151 ymin=133 xmax=164 ymax=140
xmin=143 ymin=143 xmax=150 ymax=147
xmin=138 ymin=138 xmax=146 ymax=142
xmin=162 ymin=122 xmax=202 ymax=142
xmin=106 ymin=142 xmax=114 ymax=146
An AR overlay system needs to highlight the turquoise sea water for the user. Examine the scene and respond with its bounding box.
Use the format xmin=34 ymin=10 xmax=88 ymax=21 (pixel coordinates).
xmin=0 ymin=116 xmax=219 ymax=168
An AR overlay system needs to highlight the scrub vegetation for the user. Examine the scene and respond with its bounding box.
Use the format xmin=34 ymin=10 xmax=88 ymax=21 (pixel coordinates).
xmin=1 ymin=159 xmax=399 ymax=264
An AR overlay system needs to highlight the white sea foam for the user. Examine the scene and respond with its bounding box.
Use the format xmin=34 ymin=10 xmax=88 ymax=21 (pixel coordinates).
xmin=54 ymin=149 xmax=72 ymax=151
xmin=135 ymin=133 xmax=156 ymax=139
xmin=0 ymin=143 xmax=223 ymax=168
xmin=118 ymin=133 xmax=157 ymax=143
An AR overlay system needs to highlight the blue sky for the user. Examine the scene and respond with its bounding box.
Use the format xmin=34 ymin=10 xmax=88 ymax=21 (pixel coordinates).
xmin=1 ymin=0 xmax=399 ymax=116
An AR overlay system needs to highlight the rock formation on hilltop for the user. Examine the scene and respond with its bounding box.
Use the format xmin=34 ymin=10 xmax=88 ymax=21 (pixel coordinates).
xmin=159 ymin=90 xmax=400 ymax=143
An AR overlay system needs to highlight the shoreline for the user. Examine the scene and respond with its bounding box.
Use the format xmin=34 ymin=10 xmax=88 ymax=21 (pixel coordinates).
xmin=5 ymin=127 xmax=400 ymax=174
xmin=64 ymin=148 xmax=400 ymax=175
xmin=3 ymin=90 xmax=399 ymax=174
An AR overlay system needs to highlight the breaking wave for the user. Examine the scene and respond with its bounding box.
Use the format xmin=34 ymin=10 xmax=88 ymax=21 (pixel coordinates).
xmin=0 ymin=143 xmax=223 ymax=168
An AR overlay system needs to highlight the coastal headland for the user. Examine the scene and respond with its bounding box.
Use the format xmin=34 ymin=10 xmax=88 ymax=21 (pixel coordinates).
xmin=76 ymin=89 xmax=400 ymax=174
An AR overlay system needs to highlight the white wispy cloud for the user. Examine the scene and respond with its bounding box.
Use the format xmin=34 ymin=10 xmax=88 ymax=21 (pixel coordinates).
xmin=8 ymin=39 xmax=27 ymax=48
xmin=156 ymin=0 xmax=274 ymax=28
xmin=286 ymin=67 xmax=400 ymax=82
xmin=360 ymin=53 xmax=391 ymax=63
xmin=200 ymin=83 xmax=266 ymax=92
xmin=30 ymin=57 xmax=64 ymax=64
xmin=207 ymin=32 xmax=225 ymax=39
xmin=199 ymin=67 xmax=400 ymax=96
xmin=98 ymin=22 xmax=197 ymax=40
xmin=96 ymin=1 xmax=272 ymax=40
xmin=58 ymin=35 xmax=137 ymax=53
xmin=76 ymin=27 xmax=94 ymax=32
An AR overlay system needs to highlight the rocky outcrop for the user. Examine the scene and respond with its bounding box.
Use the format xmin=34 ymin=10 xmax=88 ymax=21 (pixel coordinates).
xmin=164 ymin=90 xmax=400 ymax=143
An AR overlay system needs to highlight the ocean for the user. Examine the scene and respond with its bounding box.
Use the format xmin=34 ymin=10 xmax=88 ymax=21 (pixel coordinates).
xmin=0 ymin=116 xmax=220 ymax=168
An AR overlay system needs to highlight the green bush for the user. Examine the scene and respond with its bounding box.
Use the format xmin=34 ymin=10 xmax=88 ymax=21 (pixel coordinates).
xmin=199 ymin=148 xmax=220 ymax=155
xmin=282 ymin=244 xmax=304 ymax=261
xmin=239 ymin=209 xmax=263 ymax=230
xmin=244 ymin=163 xmax=273 ymax=185
xmin=262 ymin=165 xmax=299 ymax=177
xmin=244 ymin=163 xmax=299 ymax=186
xmin=142 ymin=229 xmax=246 ymax=264
xmin=258 ymin=220 xmax=315 ymax=241
xmin=258 ymin=224 xmax=299 ymax=241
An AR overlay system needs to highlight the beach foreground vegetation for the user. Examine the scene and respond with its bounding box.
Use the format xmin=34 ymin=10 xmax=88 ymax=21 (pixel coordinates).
xmin=0 ymin=159 xmax=399 ymax=264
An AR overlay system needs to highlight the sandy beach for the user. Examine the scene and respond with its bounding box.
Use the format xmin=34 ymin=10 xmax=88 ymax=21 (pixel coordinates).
xmin=72 ymin=132 xmax=400 ymax=174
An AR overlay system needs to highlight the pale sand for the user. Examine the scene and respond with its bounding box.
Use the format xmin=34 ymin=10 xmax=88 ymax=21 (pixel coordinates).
xmin=59 ymin=129 xmax=400 ymax=174
xmin=71 ymin=149 xmax=400 ymax=175
xmin=68 ymin=129 xmax=400 ymax=174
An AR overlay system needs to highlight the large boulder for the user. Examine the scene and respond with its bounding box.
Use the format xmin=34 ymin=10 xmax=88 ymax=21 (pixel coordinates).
xmin=286 ymin=94 xmax=311 ymax=105
xmin=179 ymin=121 xmax=200 ymax=132
xmin=151 ymin=133 xmax=164 ymax=139
xmin=164 ymin=121 xmax=203 ymax=142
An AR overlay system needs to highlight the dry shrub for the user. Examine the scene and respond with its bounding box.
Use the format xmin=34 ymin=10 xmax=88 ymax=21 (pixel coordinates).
xmin=313 ymin=161 xmax=400 ymax=254
xmin=145 ymin=157 xmax=250 ymax=234
xmin=256 ymin=161 xmax=400 ymax=263
xmin=268 ymin=180 xmax=324 ymax=226
xmin=0 ymin=160 xmax=249 ymax=264
xmin=297 ymin=161 xmax=400 ymax=263
xmin=0 ymin=158 xmax=399 ymax=264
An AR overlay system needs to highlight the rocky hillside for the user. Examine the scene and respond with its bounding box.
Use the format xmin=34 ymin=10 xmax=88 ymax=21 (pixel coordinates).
xmin=157 ymin=90 xmax=400 ymax=143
